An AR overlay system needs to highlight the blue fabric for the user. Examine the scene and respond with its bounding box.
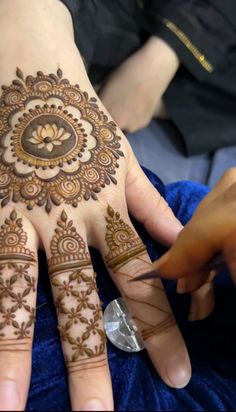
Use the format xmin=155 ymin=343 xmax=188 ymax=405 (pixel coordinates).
xmin=26 ymin=168 xmax=236 ymax=411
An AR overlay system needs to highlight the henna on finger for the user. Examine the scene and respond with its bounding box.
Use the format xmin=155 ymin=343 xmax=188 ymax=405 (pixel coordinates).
xmin=48 ymin=211 xmax=106 ymax=375
xmin=105 ymin=205 xmax=146 ymax=269
xmin=0 ymin=210 xmax=36 ymax=350
xmin=0 ymin=69 xmax=124 ymax=213
xmin=104 ymin=205 xmax=176 ymax=341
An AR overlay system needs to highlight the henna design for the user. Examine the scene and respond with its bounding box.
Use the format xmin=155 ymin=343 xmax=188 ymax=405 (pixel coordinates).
xmin=0 ymin=211 xmax=36 ymax=344
xmin=123 ymin=289 xmax=176 ymax=342
xmin=104 ymin=206 xmax=176 ymax=341
xmin=48 ymin=212 xmax=106 ymax=372
xmin=0 ymin=68 xmax=124 ymax=212
xmin=67 ymin=356 xmax=107 ymax=374
xmin=48 ymin=210 xmax=91 ymax=274
xmin=0 ymin=210 xmax=36 ymax=262
xmin=105 ymin=206 xmax=146 ymax=269
xmin=139 ymin=316 xmax=176 ymax=341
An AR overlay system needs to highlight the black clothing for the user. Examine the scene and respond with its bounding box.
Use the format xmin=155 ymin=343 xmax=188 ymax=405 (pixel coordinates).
xmin=61 ymin=0 xmax=236 ymax=156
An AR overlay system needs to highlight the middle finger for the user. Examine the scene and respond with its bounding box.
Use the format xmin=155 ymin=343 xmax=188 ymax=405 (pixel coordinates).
xmin=41 ymin=210 xmax=113 ymax=411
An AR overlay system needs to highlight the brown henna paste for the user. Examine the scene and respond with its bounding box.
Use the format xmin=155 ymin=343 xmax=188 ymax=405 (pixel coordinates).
xmin=0 ymin=69 xmax=123 ymax=212
xmin=48 ymin=211 xmax=106 ymax=373
xmin=0 ymin=211 xmax=36 ymax=347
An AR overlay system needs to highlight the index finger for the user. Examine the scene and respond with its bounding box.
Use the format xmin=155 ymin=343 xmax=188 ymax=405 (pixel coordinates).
xmin=153 ymin=183 xmax=236 ymax=279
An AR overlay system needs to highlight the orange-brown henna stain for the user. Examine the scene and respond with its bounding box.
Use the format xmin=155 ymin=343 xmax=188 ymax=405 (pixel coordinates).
xmin=104 ymin=205 xmax=176 ymax=341
xmin=48 ymin=211 xmax=106 ymax=374
xmin=0 ymin=211 xmax=36 ymax=346
xmin=0 ymin=68 xmax=124 ymax=213
xmin=105 ymin=205 xmax=146 ymax=269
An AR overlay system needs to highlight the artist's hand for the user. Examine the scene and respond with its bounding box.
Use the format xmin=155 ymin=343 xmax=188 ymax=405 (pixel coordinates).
xmin=0 ymin=2 xmax=190 ymax=411
xmin=99 ymin=36 xmax=179 ymax=132
xmin=152 ymin=169 xmax=236 ymax=319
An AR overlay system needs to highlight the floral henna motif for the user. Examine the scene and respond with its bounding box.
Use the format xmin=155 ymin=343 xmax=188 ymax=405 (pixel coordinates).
xmin=104 ymin=206 xmax=176 ymax=341
xmin=0 ymin=211 xmax=36 ymax=348
xmin=0 ymin=68 xmax=124 ymax=212
xmin=48 ymin=211 xmax=106 ymax=373
xmin=105 ymin=205 xmax=146 ymax=269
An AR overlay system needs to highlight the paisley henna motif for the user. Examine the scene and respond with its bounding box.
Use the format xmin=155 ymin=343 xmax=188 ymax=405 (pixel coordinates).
xmin=0 ymin=69 xmax=123 ymax=212
xmin=48 ymin=211 xmax=106 ymax=372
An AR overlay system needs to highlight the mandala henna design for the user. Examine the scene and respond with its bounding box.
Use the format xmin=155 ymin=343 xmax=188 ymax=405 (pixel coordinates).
xmin=0 ymin=211 xmax=36 ymax=345
xmin=105 ymin=205 xmax=146 ymax=269
xmin=0 ymin=68 xmax=124 ymax=212
xmin=48 ymin=211 xmax=106 ymax=371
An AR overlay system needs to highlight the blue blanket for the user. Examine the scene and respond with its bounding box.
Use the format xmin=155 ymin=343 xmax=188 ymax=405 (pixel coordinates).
xmin=26 ymin=168 xmax=236 ymax=411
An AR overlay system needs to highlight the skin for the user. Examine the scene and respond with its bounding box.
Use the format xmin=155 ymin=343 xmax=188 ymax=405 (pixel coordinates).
xmin=99 ymin=36 xmax=180 ymax=133
xmin=0 ymin=1 xmax=191 ymax=411
xmin=152 ymin=168 xmax=236 ymax=319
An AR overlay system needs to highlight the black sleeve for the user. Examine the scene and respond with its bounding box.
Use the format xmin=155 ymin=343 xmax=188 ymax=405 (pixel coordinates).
xmin=142 ymin=0 xmax=236 ymax=80
xmin=59 ymin=0 xmax=98 ymax=66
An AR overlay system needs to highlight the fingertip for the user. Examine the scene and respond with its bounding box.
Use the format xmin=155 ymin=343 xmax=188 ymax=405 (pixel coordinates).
xmin=166 ymin=357 xmax=191 ymax=389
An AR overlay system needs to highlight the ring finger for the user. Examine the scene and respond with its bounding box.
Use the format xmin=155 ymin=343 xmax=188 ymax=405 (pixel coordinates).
xmin=41 ymin=210 xmax=113 ymax=412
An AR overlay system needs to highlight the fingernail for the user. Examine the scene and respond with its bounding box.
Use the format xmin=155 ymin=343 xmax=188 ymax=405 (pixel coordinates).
xmin=0 ymin=380 xmax=20 ymax=410
xmin=167 ymin=356 xmax=191 ymax=388
xmin=81 ymin=399 xmax=106 ymax=411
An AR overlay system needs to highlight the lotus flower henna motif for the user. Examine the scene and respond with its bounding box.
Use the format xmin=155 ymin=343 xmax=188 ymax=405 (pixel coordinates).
xmin=29 ymin=123 xmax=71 ymax=152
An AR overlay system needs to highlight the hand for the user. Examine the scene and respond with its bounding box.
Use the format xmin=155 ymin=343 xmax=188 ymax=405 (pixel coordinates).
xmin=99 ymin=36 xmax=180 ymax=133
xmin=0 ymin=2 xmax=190 ymax=410
xmin=152 ymin=169 xmax=236 ymax=320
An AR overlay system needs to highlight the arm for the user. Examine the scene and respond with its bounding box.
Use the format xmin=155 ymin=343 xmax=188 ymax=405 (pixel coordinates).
xmin=142 ymin=0 xmax=236 ymax=80
xmin=99 ymin=35 xmax=180 ymax=132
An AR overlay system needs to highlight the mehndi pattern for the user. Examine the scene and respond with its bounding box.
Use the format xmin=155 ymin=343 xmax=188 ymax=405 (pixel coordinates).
xmin=0 ymin=211 xmax=36 ymax=349
xmin=48 ymin=211 xmax=106 ymax=373
xmin=105 ymin=205 xmax=146 ymax=269
xmin=0 ymin=69 xmax=123 ymax=212
xmin=104 ymin=206 xmax=176 ymax=342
